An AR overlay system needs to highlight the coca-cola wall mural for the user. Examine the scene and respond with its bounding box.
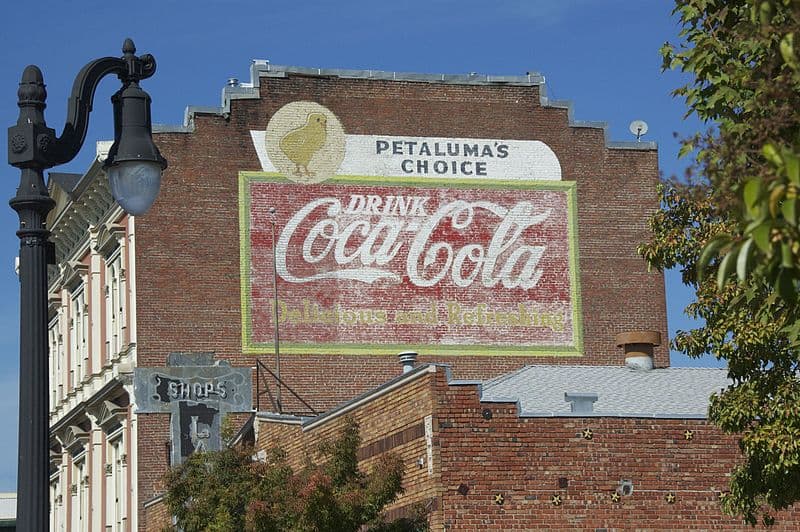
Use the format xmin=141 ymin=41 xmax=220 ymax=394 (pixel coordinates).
xmin=241 ymin=101 xmax=582 ymax=356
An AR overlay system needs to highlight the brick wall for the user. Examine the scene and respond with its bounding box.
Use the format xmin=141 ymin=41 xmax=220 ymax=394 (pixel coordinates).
xmin=432 ymin=370 xmax=798 ymax=530
xmin=143 ymin=496 xmax=170 ymax=531
xmin=134 ymin=72 xmax=668 ymax=526
xmin=256 ymin=369 xmax=440 ymax=527
xmin=144 ymin=365 xmax=800 ymax=530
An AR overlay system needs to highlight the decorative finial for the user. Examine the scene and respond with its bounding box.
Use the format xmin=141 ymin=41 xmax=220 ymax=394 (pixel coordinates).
xmin=18 ymin=65 xmax=47 ymax=106
xmin=122 ymin=38 xmax=136 ymax=55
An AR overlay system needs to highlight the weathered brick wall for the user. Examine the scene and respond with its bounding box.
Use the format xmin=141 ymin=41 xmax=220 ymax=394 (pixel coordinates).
xmin=137 ymin=414 xmax=170 ymax=531
xmin=256 ymin=369 xmax=441 ymax=526
xmin=143 ymin=496 xmax=171 ymax=531
xmin=134 ymin=72 xmax=667 ymax=526
xmin=432 ymin=371 xmax=798 ymax=530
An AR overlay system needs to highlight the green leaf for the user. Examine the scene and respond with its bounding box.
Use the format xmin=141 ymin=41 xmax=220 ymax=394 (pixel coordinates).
xmin=750 ymin=222 xmax=772 ymax=254
xmin=763 ymin=143 xmax=783 ymax=167
xmin=737 ymin=238 xmax=755 ymax=282
xmin=717 ymin=244 xmax=740 ymax=289
xmin=776 ymin=268 xmax=797 ymax=303
xmin=743 ymin=179 xmax=763 ymax=218
xmin=784 ymin=151 xmax=799 ymax=185
xmin=769 ymin=184 xmax=787 ymax=218
xmin=698 ymin=234 xmax=730 ymax=280
xmin=782 ymin=196 xmax=798 ymax=226
xmin=781 ymin=242 xmax=795 ymax=268
xmin=780 ymin=32 xmax=797 ymax=70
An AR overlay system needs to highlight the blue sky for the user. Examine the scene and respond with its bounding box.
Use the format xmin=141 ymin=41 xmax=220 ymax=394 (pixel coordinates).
xmin=0 ymin=0 xmax=719 ymax=490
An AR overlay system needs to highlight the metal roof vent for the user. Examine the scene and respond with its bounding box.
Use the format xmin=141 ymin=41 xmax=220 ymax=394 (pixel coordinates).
xmin=565 ymin=392 xmax=598 ymax=414
xmin=398 ymin=351 xmax=418 ymax=374
xmin=227 ymin=78 xmax=240 ymax=87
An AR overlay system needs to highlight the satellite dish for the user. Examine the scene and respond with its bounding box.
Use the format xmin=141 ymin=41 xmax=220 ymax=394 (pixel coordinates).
xmin=629 ymin=120 xmax=649 ymax=141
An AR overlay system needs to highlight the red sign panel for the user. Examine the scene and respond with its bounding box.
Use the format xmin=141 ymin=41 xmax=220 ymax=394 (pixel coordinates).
xmin=240 ymin=174 xmax=582 ymax=356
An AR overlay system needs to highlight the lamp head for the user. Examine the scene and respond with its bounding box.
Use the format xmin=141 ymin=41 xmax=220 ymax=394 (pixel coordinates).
xmin=103 ymin=81 xmax=166 ymax=215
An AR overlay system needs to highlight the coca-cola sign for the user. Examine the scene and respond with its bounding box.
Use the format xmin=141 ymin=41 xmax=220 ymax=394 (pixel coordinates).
xmin=241 ymin=173 xmax=582 ymax=356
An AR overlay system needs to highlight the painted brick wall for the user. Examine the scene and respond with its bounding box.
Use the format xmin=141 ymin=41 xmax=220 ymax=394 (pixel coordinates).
xmin=134 ymin=73 xmax=667 ymax=526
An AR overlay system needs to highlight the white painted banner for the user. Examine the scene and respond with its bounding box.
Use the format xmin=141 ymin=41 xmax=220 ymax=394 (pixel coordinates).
xmin=250 ymin=131 xmax=562 ymax=181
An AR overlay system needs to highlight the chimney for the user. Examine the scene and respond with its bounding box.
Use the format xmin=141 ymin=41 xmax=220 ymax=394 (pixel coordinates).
xmin=398 ymin=351 xmax=417 ymax=373
xmin=615 ymin=331 xmax=661 ymax=370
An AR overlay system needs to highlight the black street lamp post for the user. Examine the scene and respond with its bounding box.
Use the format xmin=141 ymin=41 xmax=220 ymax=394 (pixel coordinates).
xmin=7 ymin=39 xmax=165 ymax=530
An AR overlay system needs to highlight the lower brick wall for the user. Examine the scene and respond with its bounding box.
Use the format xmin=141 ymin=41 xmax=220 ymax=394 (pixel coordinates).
xmin=432 ymin=371 xmax=799 ymax=531
xmin=138 ymin=414 xmax=170 ymax=532
xmin=143 ymin=496 xmax=170 ymax=531
xmin=256 ymin=370 xmax=441 ymax=525
xmin=142 ymin=366 xmax=800 ymax=530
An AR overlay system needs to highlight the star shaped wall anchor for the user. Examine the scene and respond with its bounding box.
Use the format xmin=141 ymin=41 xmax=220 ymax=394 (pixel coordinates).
xmin=494 ymin=493 xmax=504 ymax=505
xmin=611 ymin=492 xmax=621 ymax=503
xmin=551 ymin=494 xmax=563 ymax=506
xmin=665 ymin=492 xmax=677 ymax=504
xmin=683 ymin=430 xmax=694 ymax=441
xmin=582 ymin=428 xmax=594 ymax=440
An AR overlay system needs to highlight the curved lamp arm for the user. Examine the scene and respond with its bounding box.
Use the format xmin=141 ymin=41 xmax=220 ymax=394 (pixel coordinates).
xmin=51 ymin=46 xmax=156 ymax=166
xmin=9 ymin=39 xmax=165 ymax=215
xmin=9 ymin=38 xmax=158 ymax=170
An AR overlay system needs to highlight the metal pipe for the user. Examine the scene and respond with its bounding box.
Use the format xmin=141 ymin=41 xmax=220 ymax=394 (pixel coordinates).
xmin=269 ymin=207 xmax=282 ymax=413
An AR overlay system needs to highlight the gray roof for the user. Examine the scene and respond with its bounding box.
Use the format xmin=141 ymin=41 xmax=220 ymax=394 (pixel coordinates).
xmin=481 ymin=365 xmax=732 ymax=419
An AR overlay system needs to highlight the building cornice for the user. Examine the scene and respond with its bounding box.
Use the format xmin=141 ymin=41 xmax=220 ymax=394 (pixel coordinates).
xmin=153 ymin=62 xmax=656 ymax=151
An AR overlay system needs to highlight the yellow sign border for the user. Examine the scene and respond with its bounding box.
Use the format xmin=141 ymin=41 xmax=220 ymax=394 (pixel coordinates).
xmin=239 ymin=172 xmax=583 ymax=357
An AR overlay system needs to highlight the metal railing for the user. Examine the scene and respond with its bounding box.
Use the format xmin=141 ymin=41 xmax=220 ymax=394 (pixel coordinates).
xmin=254 ymin=358 xmax=318 ymax=416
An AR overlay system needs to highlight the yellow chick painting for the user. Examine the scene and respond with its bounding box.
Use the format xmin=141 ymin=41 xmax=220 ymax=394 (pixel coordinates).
xmin=278 ymin=112 xmax=328 ymax=177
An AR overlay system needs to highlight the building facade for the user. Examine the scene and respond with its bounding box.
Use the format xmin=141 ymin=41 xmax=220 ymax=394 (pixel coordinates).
xmin=47 ymin=156 xmax=137 ymax=531
xmin=45 ymin=61 xmax=784 ymax=530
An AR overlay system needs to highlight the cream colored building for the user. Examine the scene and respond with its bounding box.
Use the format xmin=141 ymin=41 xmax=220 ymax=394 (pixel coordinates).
xmin=47 ymin=142 xmax=138 ymax=531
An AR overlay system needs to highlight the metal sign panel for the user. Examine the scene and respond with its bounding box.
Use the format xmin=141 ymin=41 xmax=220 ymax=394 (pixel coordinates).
xmin=134 ymin=365 xmax=252 ymax=465
xmin=134 ymin=366 xmax=252 ymax=414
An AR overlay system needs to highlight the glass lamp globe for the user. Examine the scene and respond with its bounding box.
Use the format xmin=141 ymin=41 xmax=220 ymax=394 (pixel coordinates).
xmin=107 ymin=160 xmax=162 ymax=215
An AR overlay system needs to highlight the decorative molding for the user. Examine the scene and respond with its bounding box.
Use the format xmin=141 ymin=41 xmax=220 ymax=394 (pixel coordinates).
xmin=61 ymin=425 xmax=90 ymax=456
xmin=96 ymin=222 xmax=126 ymax=256
xmin=49 ymin=450 xmax=63 ymax=469
xmin=93 ymin=399 xmax=127 ymax=433
xmin=48 ymin=163 xmax=117 ymax=285
xmin=62 ymin=260 xmax=89 ymax=289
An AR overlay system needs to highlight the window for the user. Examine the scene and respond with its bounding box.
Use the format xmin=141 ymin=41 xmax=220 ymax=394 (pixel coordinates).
xmin=105 ymin=252 xmax=126 ymax=359
xmin=50 ymin=474 xmax=63 ymax=532
xmin=69 ymin=288 xmax=87 ymax=388
xmin=71 ymin=458 xmax=87 ymax=531
xmin=106 ymin=434 xmax=127 ymax=530
xmin=48 ymin=311 xmax=64 ymax=407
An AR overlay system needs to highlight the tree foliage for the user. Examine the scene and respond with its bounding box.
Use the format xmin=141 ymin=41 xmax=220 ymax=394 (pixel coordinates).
xmin=162 ymin=417 xmax=429 ymax=532
xmin=639 ymin=0 xmax=800 ymax=525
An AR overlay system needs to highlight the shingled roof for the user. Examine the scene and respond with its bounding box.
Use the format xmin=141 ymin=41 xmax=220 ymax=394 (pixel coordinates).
xmin=481 ymin=365 xmax=732 ymax=419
